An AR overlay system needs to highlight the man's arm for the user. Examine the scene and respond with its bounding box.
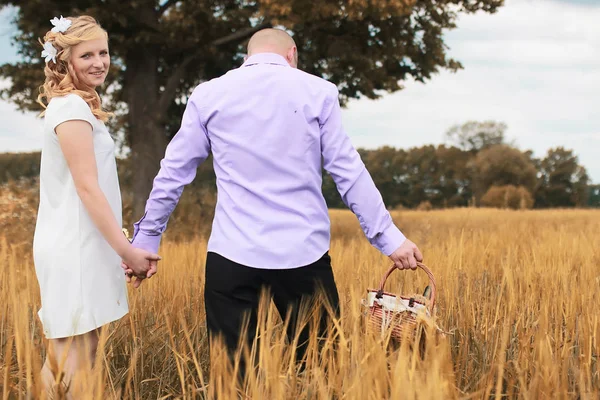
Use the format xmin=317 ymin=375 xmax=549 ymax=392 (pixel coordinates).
xmin=319 ymin=84 xmax=422 ymax=269
xmin=129 ymin=87 xmax=211 ymax=273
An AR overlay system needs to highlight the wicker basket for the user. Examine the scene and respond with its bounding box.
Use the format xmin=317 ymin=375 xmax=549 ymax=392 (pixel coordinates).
xmin=363 ymin=262 xmax=437 ymax=343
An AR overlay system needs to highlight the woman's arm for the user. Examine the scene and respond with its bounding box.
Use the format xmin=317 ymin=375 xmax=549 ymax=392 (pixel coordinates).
xmin=56 ymin=120 xmax=160 ymax=276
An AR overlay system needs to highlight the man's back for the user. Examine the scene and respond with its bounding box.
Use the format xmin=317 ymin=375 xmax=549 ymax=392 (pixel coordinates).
xmin=197 ymin=53 xmax=337 ymax=269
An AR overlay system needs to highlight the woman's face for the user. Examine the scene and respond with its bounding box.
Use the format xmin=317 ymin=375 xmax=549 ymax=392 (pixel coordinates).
xmin=69 ymin=38 xmax=110 ymax=89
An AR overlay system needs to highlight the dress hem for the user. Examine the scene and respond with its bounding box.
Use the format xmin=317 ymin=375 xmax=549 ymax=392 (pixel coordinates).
xmin=39 ymin=308 xmax=129 ymax=340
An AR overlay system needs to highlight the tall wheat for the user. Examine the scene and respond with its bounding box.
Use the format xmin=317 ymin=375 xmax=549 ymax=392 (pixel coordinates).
xmin=0 ymin=208 xmax=598 ymax=399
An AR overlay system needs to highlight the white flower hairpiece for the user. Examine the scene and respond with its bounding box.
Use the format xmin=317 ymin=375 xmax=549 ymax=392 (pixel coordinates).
xmin=41 ymin=41 xmax=57 ymax=63
xmin=41 ymin=16 xmax=71 ymax=64
xmin=50 ymin=15 xmax=72 ymax=33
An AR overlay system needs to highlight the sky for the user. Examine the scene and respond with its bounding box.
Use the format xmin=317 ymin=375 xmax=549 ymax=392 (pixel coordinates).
xmin=1 ymin=0 xmax=599 ymax=183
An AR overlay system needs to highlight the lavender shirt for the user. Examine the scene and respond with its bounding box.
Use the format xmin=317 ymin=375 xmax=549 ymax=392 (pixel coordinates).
xmin=131 ymin=52 xmax=406 ymax=269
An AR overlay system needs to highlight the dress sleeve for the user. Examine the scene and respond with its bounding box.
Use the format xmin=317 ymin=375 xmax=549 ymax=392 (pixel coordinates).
xmin=46 ymin=94 xmax=98 ymax=133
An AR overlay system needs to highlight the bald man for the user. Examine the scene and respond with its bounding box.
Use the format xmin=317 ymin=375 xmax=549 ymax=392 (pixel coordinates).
xmin=129 ymin=28 xmax=423 ymax=379
xmin=246 ymin=28 xmax=298 ymax=67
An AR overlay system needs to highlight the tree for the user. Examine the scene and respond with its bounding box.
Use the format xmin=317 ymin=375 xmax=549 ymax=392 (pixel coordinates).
xmin=588 ymin=184 xmax=600 ymax=208
xmin=535 ymin=147 xmax=589 ymax=208
xmin=469 ymin=144 xmax=537 ymax=204
xmin=480 ymin=185 xmax=534 ymax=210
xmin=356 ymin=144 xmax=473 ymax=209
xmin=433 ymin=145 xmax=473 ymax=207
xmin=0 ymin=0 xmax=505 ymax=216
xmin=0 ymin=152 xmax=41 ymax=185
xmin=445 ymin=120 xmax=507 ymax=153
xmin=362 ymin=146 xmax=407 ymax=208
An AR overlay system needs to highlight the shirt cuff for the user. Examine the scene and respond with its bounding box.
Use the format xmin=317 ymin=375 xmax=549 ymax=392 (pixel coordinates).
xmin=131 ymin=231 xmax=162 ymax=254
xmin=374 ymin=224 xmax=406 ymax=256
xmin=131 ymin=213 xmax=162 ymax=254
xmin=131 ymin=230 xmax=162 ymax=254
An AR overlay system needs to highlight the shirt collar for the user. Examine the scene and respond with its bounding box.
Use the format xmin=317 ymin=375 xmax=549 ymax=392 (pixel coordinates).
xmin=242 ymin=52 xmax=290 ymax=68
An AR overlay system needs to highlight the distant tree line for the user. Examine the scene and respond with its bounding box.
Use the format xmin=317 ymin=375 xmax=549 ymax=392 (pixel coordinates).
xmin=1 ymin=121 xmax=598 ymax=209
xmin=323 ymin=143 xmax=593 ymax=210
xmin=327 ymin=121 xmax=593 ymax=210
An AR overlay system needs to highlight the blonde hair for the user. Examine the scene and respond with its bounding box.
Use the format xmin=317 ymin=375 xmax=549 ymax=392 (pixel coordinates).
xmin=36 ymin=15 xmax=112 ymax=122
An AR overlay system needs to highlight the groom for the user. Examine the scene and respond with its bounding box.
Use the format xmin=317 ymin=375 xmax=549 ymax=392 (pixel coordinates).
xmin=127 ymin=28 xmax=423 ymax=374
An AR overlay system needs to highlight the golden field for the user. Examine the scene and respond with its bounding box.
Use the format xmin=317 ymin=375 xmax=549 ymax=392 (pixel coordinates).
xmin=1 ymin=208 xmax=600 ymax=399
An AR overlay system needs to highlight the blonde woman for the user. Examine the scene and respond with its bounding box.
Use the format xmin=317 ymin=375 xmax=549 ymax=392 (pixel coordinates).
xmin=33 ymin=15 xmax=160 ymax=394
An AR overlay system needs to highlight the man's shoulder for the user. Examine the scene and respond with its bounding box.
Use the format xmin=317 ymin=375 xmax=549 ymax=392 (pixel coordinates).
xmin=188 ymin=68 xmax=239 ymax=97
xmin=193 ymin=74 xmax=227 ymax=91
xmin=290 ymin=68 xmax=337 ymax=91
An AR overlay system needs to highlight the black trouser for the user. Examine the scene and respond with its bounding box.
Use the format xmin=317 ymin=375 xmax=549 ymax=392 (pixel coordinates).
xmin=204 ymin=251 xmax=340 ymax=378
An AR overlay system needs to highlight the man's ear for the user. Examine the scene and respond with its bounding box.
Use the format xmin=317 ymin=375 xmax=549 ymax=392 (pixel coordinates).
xmin=287 ymin=46 xmax=298 ymax=68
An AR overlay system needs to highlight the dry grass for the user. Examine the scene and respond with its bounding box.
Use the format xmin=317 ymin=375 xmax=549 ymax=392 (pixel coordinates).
xmin=1 ymin=208 xmax=599 ymax=399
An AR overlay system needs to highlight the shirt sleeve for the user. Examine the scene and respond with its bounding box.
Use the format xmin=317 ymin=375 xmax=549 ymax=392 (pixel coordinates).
xmin=47 ymin=94 xmax=97 ymax=133
xmin=131 ymin=86 xmax=211 ymax=254
xmin=319 ymin=84 xmax=406 ymax=256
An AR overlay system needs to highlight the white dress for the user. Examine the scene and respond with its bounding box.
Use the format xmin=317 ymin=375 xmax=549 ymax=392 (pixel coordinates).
xmin=33 ymin=93 xmax=129 ymax=339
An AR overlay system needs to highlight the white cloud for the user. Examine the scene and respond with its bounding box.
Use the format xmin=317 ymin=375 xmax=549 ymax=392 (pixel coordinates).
xmin=340 ymin=0 xmax=600 ymax=182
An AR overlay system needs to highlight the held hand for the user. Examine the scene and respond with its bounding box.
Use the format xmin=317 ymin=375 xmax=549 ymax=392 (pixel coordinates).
xmin=121 ymin=247 xmax=161 ymax=288
xmin=389 ymin=239 xmax=423 ymax=270
xmin=122 ymin=257 xmax=159 ymax=288
xmin=123 ymin=260 xmax=158 ymax=288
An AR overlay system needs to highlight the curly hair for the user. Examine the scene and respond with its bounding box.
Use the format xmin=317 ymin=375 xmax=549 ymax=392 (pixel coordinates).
xmin=36 ymin=15 xmax=112 ymax=122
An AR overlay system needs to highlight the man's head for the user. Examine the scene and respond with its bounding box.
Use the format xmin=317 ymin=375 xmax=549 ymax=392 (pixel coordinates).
xmin=247 ymin=28 xmax=298 ymax=68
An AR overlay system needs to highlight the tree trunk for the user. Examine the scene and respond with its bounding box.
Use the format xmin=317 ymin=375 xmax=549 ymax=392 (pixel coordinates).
xmin=121 ymin=20 xmax=271 ymax=219
xmin=125 ymin=48 xmax=168 ymax=219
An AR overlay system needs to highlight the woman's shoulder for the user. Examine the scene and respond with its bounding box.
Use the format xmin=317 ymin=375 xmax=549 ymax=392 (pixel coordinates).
xmin=47 ymin=93 xmax=92 ymax=113
xmin=45 ymin=93 xmax=98 ymax=128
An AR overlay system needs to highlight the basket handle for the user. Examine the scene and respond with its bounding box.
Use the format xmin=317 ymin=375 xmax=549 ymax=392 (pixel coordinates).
xmin=375 ymin=262 xmax=437 ymax=310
